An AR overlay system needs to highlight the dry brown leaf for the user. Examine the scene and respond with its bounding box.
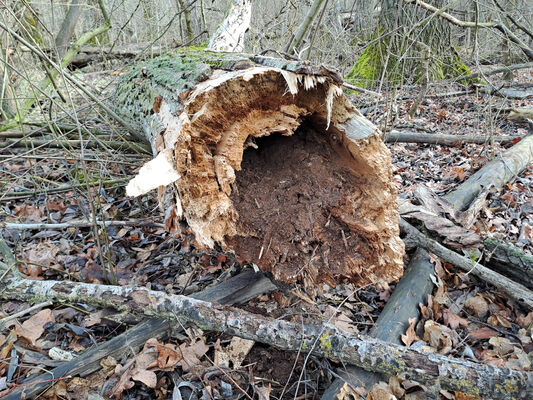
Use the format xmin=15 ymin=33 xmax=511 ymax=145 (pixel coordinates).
xmin=423 ymin=320 xmax=458 ymax=355
xmin=487 ymin=314 xmax=511 ymax=328
xmin=81 ymin=311 xmax=103 ymax=328
xmin=131 ymin=368 xmax=157 ymax=388
xmin=225 ymin=336 xmax=255 ymax=369
xmin=467 ymin=327 xmax=499 ymax=340
xmin=489 ymin=337 xmax=515 ymax=356
xmin=442 ymin=309 xmax=469 ymax=330
xmin=368 ymin=382 xmax=397 ymax=400
xmin=15 ymin=308 xmax=54 ymax=346
xmin=255 ymin=384 xmax=272 ymax=400
xmin=337 ymin=382 xmax=366 ymax=400
xmin=110 ymin=364 xmax=135 ymax=398
xmin=178 ymin=338 xmax=209 ymax=372
xmin=13 ymin=204 xmax=42 ymax=222
xmin=401 ymin=317 xmax=419 ymax=347
xmin=388 ymin=376 xmax=405 ymax=398
xmin=464 ymin=296 xmax=489 ymax=319
xmin=517 ymin=311 xmax=533 ymax=329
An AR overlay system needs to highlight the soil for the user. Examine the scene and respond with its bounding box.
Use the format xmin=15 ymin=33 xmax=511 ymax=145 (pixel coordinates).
xmin=226 ymin=124 xmax=381 ymax=287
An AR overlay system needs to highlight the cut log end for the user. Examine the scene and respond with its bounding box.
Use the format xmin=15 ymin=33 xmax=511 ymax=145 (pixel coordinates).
xmin=116 ymin=51 xmax=404 ymax=287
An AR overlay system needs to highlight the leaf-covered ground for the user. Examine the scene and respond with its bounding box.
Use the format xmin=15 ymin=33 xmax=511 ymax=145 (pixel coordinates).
xmin=0 ymin=65 xmax=532 ymax=399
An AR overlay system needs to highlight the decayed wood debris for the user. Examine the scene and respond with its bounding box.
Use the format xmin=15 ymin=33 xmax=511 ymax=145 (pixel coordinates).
xmin=1 ymin=277 xmax=531 ymax=400
xmin=114 ymin=50 xmax=404 ymax=287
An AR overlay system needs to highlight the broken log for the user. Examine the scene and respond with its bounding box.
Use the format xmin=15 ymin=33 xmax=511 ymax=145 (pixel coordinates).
xmin=384 ymin=130 xmax=521 ymax=146
xmin=1 ymin=277 xmax=531 ymax=399
xmin=321 ymin=248 xmax=436 ymax=399
xmin=399 ymin=218 xmax=533 ymax=308
xmin=114 ymin=50 xmax=404 ymax=287
xmin=484 ymin=239 xmax=533 ymax=290
xmin=444 ymin=134 xmax=533 ymax=211
xmin=2 ymin=269 xmax=275 ymax=400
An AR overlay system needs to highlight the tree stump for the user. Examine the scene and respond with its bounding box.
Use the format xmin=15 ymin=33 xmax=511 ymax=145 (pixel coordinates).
xmin=114 ymin=50 xmax=404 ymax=288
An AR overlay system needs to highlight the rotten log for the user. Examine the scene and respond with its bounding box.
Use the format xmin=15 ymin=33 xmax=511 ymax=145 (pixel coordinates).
xmin=484 ymin=239 xmax=533 ymax=290
xmin=384 ymin=130 xmax=521 ymax=146
xmin=2 ymin=269 xmax=275 ymax=400
xmin=114 ymin=49 xmax=404 ymax=288
xmin=0 ymin=277 xmax=531 ymax=399
xmin=321 ymin=248 xmax=436 ymax=399
xmin=443 ymin=134 xmax=533 ymax=212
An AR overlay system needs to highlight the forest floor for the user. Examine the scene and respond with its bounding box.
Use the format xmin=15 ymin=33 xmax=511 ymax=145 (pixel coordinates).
xmin=0 ymin=63 xmax=532 ymax=399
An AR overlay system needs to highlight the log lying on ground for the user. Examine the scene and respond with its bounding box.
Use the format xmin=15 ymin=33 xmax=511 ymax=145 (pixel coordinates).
xmin=114 ymin=50 xmax=404 ymax=287
xmin=2 ymin=269 xmax=275 ymax=400
xmin=321 ymin=248 xmax=436 ymax=399
xmin=484 ymin=239 xmax=533 ymax=290
xmin=444 ymin=134 xmax=533 ymax=211
xmin=399 ymin=218 xmax=533 ymax=308
xmin=0 ymin=277 xmax=531 ymax=399
xmin=384 ymin=130 xmax=521 ymax=145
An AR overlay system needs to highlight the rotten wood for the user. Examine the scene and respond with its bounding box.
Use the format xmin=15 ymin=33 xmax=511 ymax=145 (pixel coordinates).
xmin=2 ymin=269 xmax=275 ymax=400
xmin=484 ymin=239 xmax=533 ymax=290
xmin=114 ymin=49 xmax=404 ymax=287
xmin=0 ymin=277 xmax=531 ymax=399
xmin=321 ymin=248 xmax=436 ymax=399
xmin=384 ymin=130 xmax=521 ymax=146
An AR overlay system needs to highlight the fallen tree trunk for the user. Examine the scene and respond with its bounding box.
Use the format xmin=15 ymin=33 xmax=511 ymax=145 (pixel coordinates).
xmin=484 ymin=239 xmax=533 ymax=289
xmin=384 ymin=130 xmax=521 ymax=145
xmin=444 ymin=134 xmax=533 ymax=211
xmin=114 ymin=50 xmax=404 ymax=288
xmin=0 ymin=277 xmax=531 ymax=399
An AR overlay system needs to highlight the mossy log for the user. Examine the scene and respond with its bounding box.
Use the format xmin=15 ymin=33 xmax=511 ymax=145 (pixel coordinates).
xmin=114 ymin=50 xmax=404 ymax=287
xmin=484 ymin=239 xmax=533 ymax=289
xmin=1 ymin=277 xmax=531 ymax=400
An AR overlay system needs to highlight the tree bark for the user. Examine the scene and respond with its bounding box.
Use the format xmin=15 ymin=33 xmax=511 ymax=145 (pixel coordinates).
xmin=0 ymin=277 xmax=531 ymax=400
xmin=444 ymin=135 xmax=533 ymax=211
xmin=384 ymin=130 xmax=521 ymax=145
xmin=114 ymin=50 xmax=404 ymax=288
xmin=484 ymin=239 xmax=533 ymax=289
xmin=55 ymin=0 xmax=83 ymax=60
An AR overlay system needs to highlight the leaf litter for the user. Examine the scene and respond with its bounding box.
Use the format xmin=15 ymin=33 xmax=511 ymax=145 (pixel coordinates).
xmin=0 ymin=64 xmax=532 ymax=399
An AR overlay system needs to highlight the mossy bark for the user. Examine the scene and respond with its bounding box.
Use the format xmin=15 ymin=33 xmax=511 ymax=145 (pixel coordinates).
xmin=346 ymin=0 xmax=474 ymax=87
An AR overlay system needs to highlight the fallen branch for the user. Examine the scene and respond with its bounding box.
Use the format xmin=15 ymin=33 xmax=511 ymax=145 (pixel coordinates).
xmin=399 ymin=218 xmax=533 ymax=309
xmin=0 ymin=138 xmax=150 ymax=152
xmin=1 ymin=269 xmax=276 ymax=400
xmin=384 ymin=130 xmax=520 ymax=145
xmin=0 ymin=277 xmax=530 ymax=399
xmin=448 ymin=62 xmax=533 ymax=83
xmin=0 ymin=178 xmax=129 ymax=201
xmin=443 ymin=134 xmax=533 ymax=211
xmin=3 ymin=220 xmax=163 ymax=231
